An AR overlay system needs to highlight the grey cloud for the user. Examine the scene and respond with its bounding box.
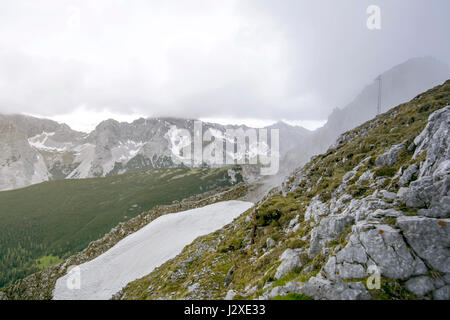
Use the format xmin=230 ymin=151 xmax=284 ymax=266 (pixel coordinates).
xmin=0 ymin=0 xmax=449 ymax=123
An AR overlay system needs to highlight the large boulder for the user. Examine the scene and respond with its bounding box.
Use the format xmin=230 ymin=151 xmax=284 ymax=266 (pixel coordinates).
xmin=398 ymin=163 xmax=419 ymax=187
xmin=336 ymin=234 xmax=368 ymax=265
xmin=396 ymin=216 xmax=450 ymax=273
xmin=357 ymin=224 xmax=427 ymax=279
xmin=324 ymin=256 xmax=367 ymax=280
xmin=375 ymin=142 xmax=406 ymax=167
xmin=401 ymin=177 xmax=435 ymax=208
xmin=433 ymin=285 xmax=450 ymax=300
xmin=274 ymin=249 xmax=303 ymax=280
xmin=308 ymin=214 xmax=354 ymax=257
xmin=405 ymin=276 xmax=435 ymax=297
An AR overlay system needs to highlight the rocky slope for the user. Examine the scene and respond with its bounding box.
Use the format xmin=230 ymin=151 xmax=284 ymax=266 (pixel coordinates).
xmin=115 ymin=80 xmax=450 ymax=300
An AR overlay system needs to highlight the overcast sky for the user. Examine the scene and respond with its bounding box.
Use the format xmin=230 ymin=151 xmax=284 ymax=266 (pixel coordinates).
xmin=0 ymin=0 xmax=449 ymax=132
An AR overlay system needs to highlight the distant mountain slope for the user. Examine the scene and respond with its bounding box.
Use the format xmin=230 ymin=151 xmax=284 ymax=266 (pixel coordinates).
xmin=115 ymin=80 xmax=450 ymax=300
xmin=0 ymin=114 xmax=86 ymax=190
xmin=281 ymin=57 xmax=450 ymax=175
xmin=0 ymin=166 xmax=242 ymax=287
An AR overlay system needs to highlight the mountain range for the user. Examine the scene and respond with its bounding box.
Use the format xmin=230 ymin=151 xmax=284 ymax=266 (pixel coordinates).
xmin=1 ymin=56 xmax=449 ymax=192
xmin=2 ymin=77 xmax=448 ymax=300
xmin=0 ymin=114 xmax=310 ymax=191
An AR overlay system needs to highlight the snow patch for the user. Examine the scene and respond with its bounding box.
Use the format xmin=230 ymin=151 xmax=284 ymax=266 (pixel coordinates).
xmin=53 ymin=200 xmax=254 ymax=300
xmin=28 ymin=132 xmax=71 ymax=152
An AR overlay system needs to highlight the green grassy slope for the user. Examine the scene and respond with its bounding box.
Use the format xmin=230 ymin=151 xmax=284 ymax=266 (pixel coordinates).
xmin=0 ymin=166 xmax=242 ymax=287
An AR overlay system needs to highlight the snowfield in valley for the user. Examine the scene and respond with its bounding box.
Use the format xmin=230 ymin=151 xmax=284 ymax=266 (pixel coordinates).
xmin=53 ymin=200 xmax=253 ymax=300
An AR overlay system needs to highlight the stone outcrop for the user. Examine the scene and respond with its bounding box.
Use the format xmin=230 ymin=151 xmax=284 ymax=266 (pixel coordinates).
xmin=401 ymin=106 xmax=450 ymax=217
xmin=274 ymin=249 xmax=303 ymax=280
xmin=396 ymin=216 xmax=450 ymax=273
xmin=375 ymin=141 xmax=406 ymax=167
xmin=264 ymin=105 xmax=450 ymax=300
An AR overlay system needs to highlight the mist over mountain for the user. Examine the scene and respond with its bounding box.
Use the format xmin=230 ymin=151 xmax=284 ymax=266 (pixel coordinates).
xmin=280 ymin=57 xmax=450 ymax=176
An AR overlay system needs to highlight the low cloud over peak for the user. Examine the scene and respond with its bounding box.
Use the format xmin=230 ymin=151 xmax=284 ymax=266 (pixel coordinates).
xmin=0 ymin=0 xmax=449 ymax=131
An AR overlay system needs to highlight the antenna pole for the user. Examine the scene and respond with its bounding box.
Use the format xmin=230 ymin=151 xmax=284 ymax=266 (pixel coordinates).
xmin=376 ymin=75 xmax=382 ymax=115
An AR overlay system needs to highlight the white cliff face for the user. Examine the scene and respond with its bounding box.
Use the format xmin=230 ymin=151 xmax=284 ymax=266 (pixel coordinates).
xmin=0 ymin=115 xmax=85 ymax=190
xmin=53 ymin=200 xmax=253 ymax=300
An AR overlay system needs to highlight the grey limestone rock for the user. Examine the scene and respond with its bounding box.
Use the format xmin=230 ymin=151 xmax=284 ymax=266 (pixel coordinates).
xmin=274 ymin=248 xmax=303 ymax=280
xmin=358 ymin=224 xmax=427 ymax=279
xmin=305 ymin=196 xmax=330 ymax=222
xmin=433 ymin=285 xmax=450 ymax=300
xmin=405 ymin=276 xmax=435 ymax=296
xmin=375 ymin=142 xmax=406 ymax=167
xmin=397 ymin=216 xmax=450 ymax=273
